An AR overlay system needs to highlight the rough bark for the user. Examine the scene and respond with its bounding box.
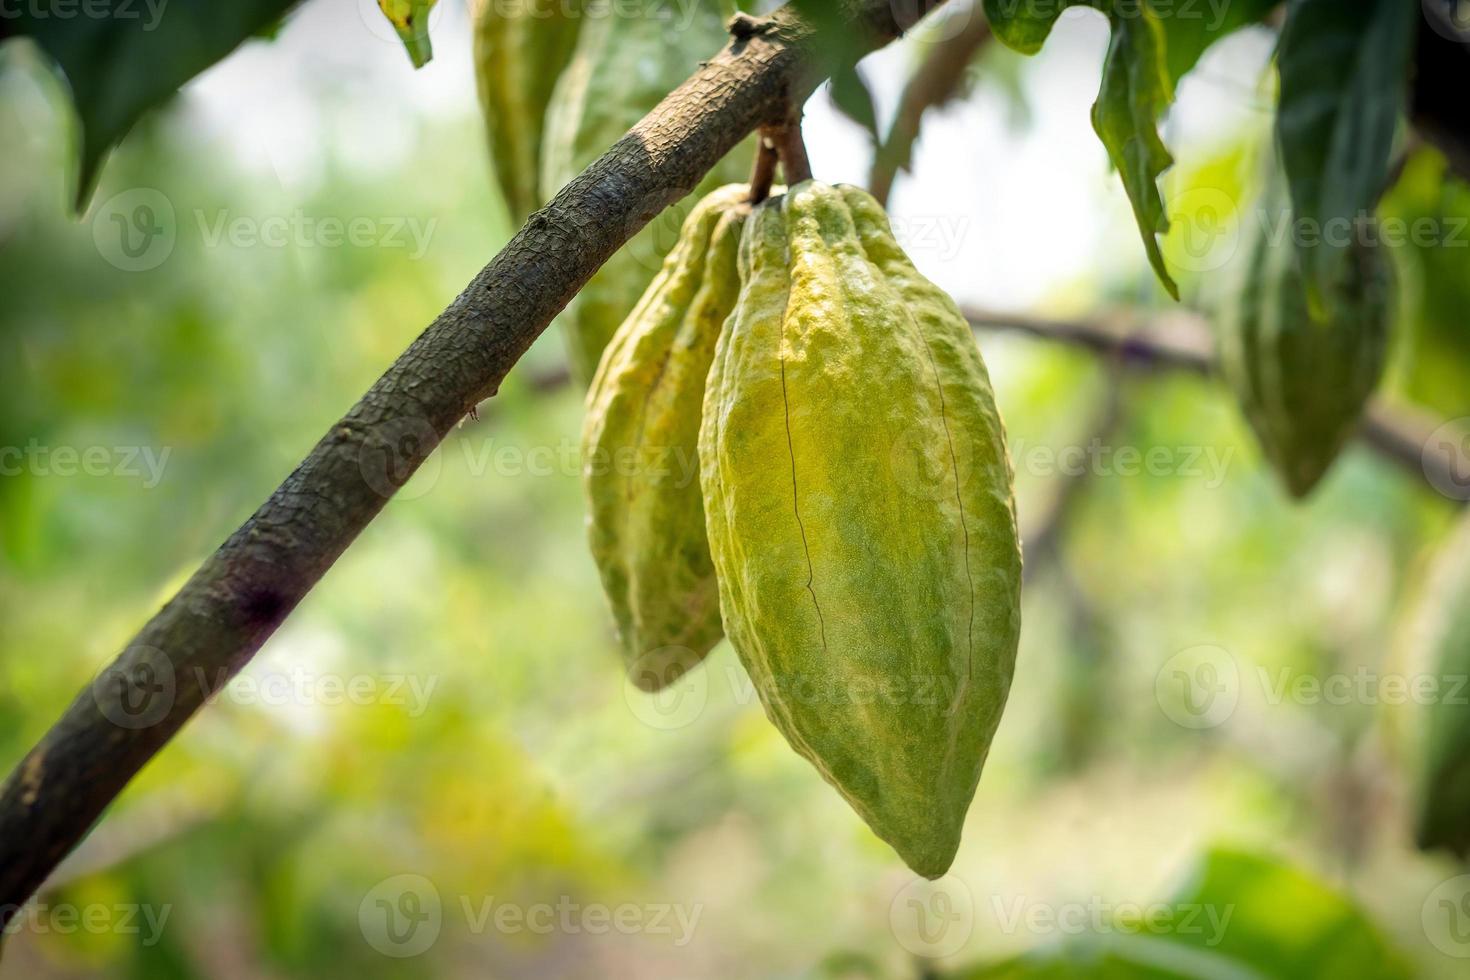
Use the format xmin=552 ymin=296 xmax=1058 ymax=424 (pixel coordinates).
xmin=0 ymin=0 xmax=946 ymax=924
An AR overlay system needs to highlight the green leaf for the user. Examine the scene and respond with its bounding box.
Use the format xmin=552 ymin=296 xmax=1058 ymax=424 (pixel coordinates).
xmin=377 ymin=0 xmax=438 ymax=69
xmin=1092 ymin=7 xmax=1178 ymax=298
xmin=983 ymin=0 xmax=1081 ymax=55
xmin=1275 ymin=0 xmax=1415 ymax=306
xmin=1 ymin=0 xmax=300 ymax=211
xmin=1158 ymin=0 xmax=1279 ymax=87
xmin=829 ymin=64 xmax=879 ymax=143
xmin=1153 ymin=848 xmax=1414 ymax=978
xmin=984 ymin=0 xmax=1179 ymax=298
xmin=948 ymin=848 xmax=1413 ymax=979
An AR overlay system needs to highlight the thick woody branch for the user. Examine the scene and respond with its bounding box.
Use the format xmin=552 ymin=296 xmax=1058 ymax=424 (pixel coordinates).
xmin=0 ymin=0 xmax=947 ymax=924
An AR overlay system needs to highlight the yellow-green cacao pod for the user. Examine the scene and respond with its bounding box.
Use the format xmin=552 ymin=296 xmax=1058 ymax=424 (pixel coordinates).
xmin=1393 ymin=514 xmax=1470 ymax=858
xmin=1218 ymin=195 xmax=1393 ymax=498
xmin=699 ymin=181 xmax=1024 ymax=878
xmin=471 ymin=0 xmax=583 ymax=222
xmin=541 ymin=1 xmax=752 ymax=385
xmin=583 ymin=184 xmax=754 ymax=692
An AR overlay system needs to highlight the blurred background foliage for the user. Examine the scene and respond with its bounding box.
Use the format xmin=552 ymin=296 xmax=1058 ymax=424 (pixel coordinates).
xmin=2 ymin=1 xmax=1470 ymax=977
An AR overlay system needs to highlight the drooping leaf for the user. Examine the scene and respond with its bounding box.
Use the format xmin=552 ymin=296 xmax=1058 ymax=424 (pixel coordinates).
xmin=1092 ymin=7 xmax=1178 ymax=298
xmin=1275 ymin=0 xmax=1415 ymax=307
xmin=377 ymin=0 xmax=438 ymax=69
xmin=1159 ymin=0 xmax=1278 ymax=86
xmin=829 ymin=64 xmax=879 ymax=142
xmin=984 ymin=0 xmax=1179 ymax=298
xmin=0 ymin=0 xmax=301 ymax=211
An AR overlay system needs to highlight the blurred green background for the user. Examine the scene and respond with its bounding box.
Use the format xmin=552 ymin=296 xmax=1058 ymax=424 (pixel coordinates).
xmin=2 ymin=2 xmax=1470 ymax=977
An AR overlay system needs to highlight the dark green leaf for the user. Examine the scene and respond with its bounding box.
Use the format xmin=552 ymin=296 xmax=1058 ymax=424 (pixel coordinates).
xmin=829 ymin=64 xmax=879 ymax=142
xmin=2 ymin=0 xmax=300 ymax=211
xmin=985 ymin=0 xmax=1179 ymax=297
xmin=1275 ymin=0 xmax=1415 ymax=305
xmin=1092 ymin=6 xmax=1178 ymax=298
xmin=1158 ymin=0 xmax=1279 ymax=86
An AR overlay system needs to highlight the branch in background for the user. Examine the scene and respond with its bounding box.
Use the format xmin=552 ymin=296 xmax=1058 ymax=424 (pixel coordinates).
xmin=1020 ymin=373 xmax=1127 ymax=583
xmin=964 ymin=307 xmax=1469 ymax=505
xmin=0 ymin=0 xmax=950 ymax=923
xmin=870 ymin=3 xmax=992 ymax=205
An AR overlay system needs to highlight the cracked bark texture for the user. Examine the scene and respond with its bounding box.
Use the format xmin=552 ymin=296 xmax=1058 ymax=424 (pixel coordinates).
xmin=0 ymin=0 xmax=947 ymax=924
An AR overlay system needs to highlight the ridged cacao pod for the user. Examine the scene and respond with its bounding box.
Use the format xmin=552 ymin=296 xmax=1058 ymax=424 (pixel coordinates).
xmin=1393 ymin=514 xmax=1470 ymax=858
xmin=583 ymin=184 xmax=755 ymax=692
xmin=1218 ymin=191 xmax=1393 ymax=498
xmin=699 ymin=181 xmax=1023 ymax=878
xmin=541 ymin=1 xmax=752 ymax=385
xmin=471 ymin=0 xmax=583 ymax=222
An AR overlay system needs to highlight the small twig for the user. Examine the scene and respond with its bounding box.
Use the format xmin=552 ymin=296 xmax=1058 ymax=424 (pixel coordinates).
xmin=748 ymin=130 xmax=781 ymax=204
xmin=778 ymin=119 xmax=813 ymax=184
xmin=871 ymin=4 xmax=993 ymax=205
xmin=965 ymin=306 xmax=1468 ymax=507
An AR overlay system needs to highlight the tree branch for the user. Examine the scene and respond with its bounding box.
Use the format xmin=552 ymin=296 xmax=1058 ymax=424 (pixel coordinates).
xmin=963 ymin=307 xmax=1469 ymax=504
xmin=0 ymin=0 xmax=948 ymax=923
xmin=870 ymin=2 xmax=992 ymax=205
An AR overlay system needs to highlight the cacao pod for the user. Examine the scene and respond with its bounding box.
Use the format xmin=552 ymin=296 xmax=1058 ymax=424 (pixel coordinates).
xmin=471 ymin=0 xmax=583 ymax=223
xmin=1217 ymin=185 xmax=1393 ymax=498
xmin=699 ymin=181 xmax=1023 ymax=878
xmin=583 ymin=184 xmax=756 ymax=692
xmin=1394 ymin=513 xmax=1470 ymax=858
xmin=541 ymin=1 xmax=753 ymax=385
